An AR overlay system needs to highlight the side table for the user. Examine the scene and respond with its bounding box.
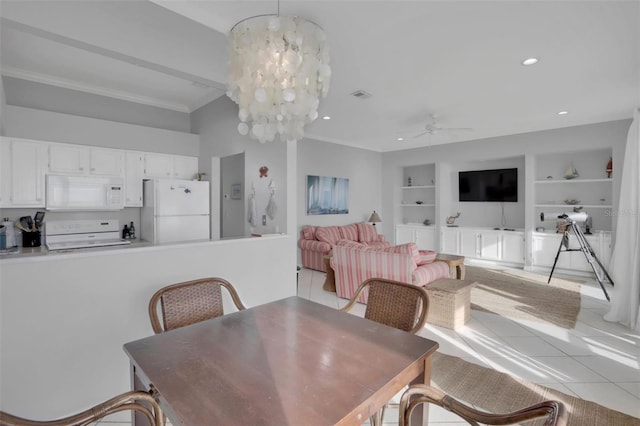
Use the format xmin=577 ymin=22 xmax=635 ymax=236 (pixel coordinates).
xmin=436 ymin=253 xmax=466 ymax=279
xmin=322 ymin=255 xmax=336 ymax=292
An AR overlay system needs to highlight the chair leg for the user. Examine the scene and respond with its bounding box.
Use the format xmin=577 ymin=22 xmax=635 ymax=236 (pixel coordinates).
xmin=369 ymin=408 xmax=383 ymax=426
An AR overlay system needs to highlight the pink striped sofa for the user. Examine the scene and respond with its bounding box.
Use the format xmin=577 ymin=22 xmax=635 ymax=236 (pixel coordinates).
xmin=298 ymin=223 xmax=390 ymax=272
xmin=331 ymin=240 xmax=450 ymax=303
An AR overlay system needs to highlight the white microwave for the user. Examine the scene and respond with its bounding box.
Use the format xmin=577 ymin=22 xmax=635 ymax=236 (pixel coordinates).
xmin=46 ymin=175 xmax=125 ymax=211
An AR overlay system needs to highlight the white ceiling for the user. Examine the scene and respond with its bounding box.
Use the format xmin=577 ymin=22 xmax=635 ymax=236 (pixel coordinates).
xmin=1 ymin=1 xmax=638 ymax=152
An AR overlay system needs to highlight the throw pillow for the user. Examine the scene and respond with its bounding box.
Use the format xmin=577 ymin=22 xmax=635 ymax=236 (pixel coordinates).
xmin=416 ymin=250 xmax=437 ymax=265
xmin=301 ymin=225 xmax=315 ymax=240
xmin=356 ymin=222 xmax=379 ymax=243
xmin=315 ymin=226 xmax=342 ymax=246
xmin=339 ymin=223 xmax=359 ymax=241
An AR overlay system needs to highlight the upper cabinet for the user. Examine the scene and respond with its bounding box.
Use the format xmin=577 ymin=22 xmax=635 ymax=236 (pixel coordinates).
xmin=49 ymin=144 xmax=124 ymax=176
xmin=144 ymin=153 xmax=198 ymax=179
xmin=0 ymin=137 xmax=48 ymax=207
xmin=125 ymin=151 xmax=144 ymax=207
xmin=1 ymin=138 xmax=199 ymax=210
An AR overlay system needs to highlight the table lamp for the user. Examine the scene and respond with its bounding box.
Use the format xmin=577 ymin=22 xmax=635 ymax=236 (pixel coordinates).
xmin=368 ymin=211 xmax=381 ymax=226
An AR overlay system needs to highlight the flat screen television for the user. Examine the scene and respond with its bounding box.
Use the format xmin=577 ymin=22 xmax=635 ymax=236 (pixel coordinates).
xmin=459 ymin=168 xmax=518 ymax=202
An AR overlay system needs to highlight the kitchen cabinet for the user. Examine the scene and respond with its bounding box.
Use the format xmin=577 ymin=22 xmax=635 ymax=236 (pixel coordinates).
xmin=144 ymin=153 xmax=198 ymax=179
xmin=394 ymin=225 xmax=436 ymax=250
xmin=440 ymin=226 xmax=525 ymax=265
xmin=125 ymin=151 xmax=144 ymax=207
xmin=49 ymin=144 xmax=123 ymax=176
xmin=0 ymin=137 xmax=48 ymax=207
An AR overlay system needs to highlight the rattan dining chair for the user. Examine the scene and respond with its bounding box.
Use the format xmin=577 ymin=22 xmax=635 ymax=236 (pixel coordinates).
xmin=149 ymin=277 xmax=247 ymax=333
xmin=399 ymin=384 xmax=567 ymax=426
xmin=0 ymin=390 xmax=163 ymax=426
xmin=341 ymin=278 xmax=430 ymax=426
xmin=340 ymin=278 xmax=430 ymax=334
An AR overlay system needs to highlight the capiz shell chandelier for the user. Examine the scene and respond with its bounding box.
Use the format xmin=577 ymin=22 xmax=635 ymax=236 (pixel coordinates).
xmin=227 ymin=15 xmax=331 ymax=143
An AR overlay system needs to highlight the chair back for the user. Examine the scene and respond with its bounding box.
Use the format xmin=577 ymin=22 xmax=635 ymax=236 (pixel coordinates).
xmin=0 ymin=390 xmax=163 ymax=426
xmin=399 ymin=384 xmax=567 ymax=426
xmin=341 ymin=278 xmax=429 ymax=334
xmin=149 ymin=277 xmax=246 ymax=333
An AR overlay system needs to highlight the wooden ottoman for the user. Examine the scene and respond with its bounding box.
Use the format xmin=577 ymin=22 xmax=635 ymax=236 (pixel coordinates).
xmin=425 ymin=278 xmax=477 ymax=329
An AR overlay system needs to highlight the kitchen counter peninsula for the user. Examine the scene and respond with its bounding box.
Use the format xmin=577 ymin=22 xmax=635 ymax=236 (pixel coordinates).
xmin=0 ymin=233 xmax=295 ymax=421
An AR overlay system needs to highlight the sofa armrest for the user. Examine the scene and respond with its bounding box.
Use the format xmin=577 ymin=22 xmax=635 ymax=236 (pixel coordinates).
xmin=412 ymin=261 xmax=450 ymax=285
xmin=298 ymin=239 xmax=331 ymax=253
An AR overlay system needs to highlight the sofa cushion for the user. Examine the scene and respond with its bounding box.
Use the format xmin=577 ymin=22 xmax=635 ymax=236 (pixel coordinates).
xmin=335 ymin=239 xmax=367 ymax=249
xmin=416 ymin=250 xmax=437 ymax=265
xmin=315 ymin=226 xmax=342 ymax=246
xmin=339 ymin=223 xmax=359 ymax=241
xmin=301 ymin=225 xmax=316 ymax=240
xmin=357 ymin=222 xmax=382 ymax=243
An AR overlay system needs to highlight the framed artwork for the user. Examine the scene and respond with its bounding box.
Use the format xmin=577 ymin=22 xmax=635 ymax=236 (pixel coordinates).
xmin=306 ymin=175 xmax=349 ymax=215
xmin=230 ymin=183 xmax=242 ymax=200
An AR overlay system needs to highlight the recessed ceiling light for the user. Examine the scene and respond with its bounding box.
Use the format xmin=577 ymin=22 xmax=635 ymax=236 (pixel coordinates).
xmin=521 ymin=57 xmax=539 ymax=66
xmin=322 ymin=116 xmax=331 ymax=120
xmin=397 ymin=137 xmax=404 ymax=141
xmin=557 ymin=111 xmax=568 ymax=115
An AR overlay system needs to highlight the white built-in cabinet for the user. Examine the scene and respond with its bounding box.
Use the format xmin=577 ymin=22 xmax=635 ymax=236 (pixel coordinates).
xmin=144 ymin=153 xmax=198 ymax=179
xmin=125 ymin=151 xmax=144 ymax=207
xmin=49 ymin=144 xmax=124 ymax=176
xmin=440 ymin=227 xmax=526 ymax=265
xmin=0 ymin=138 xmax=48 ymax=207
xmin=0 ymin=137 xmax=199 ymax=210
xmin=531 ymin=231 xmax=611 ymax=274
xmin=395 ymin=224 xmax=437 ymax=250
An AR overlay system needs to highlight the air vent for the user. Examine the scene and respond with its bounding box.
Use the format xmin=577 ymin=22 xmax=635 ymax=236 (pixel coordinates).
xmin=350 ymin=90 xmax=372 ymax=99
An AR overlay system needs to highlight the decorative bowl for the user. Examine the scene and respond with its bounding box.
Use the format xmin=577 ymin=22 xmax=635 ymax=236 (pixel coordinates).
xmin=564 ymin=199 xmax=580 ymax=205
xmin=415 ymin=201 xmax=423 ymax=204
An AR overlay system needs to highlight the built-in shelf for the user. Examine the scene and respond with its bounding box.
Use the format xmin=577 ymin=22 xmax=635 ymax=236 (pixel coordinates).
xmin=535 ymin=178 xmax=612 ymax=184
xmin=400 ymin=203 xmax=436 ymax=207
xmin=535 ymin=204 xmax=613 ymax=209
xmin=401 ymin=185 xmax=436 ymax=189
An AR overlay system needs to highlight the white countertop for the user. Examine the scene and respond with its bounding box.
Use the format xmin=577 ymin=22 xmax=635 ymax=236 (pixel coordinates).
xmin=0 ymin=233 xmax=288 ymax=264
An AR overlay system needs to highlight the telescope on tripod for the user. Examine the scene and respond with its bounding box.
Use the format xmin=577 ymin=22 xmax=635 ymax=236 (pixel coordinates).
xmin=540 ymin=211 xmax=614 ymax=301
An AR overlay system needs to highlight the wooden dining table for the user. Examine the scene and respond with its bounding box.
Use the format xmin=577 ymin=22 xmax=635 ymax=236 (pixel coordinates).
xmin=123 ymin=296 xmax=439 ymax=425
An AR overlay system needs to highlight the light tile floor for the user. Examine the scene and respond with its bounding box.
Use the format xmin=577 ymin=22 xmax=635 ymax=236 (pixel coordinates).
xmin=297 ymin=266 xmax=640 ymax=424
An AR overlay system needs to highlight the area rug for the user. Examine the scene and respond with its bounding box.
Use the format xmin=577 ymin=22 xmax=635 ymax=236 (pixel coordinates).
xmin=432 ymin=352 xmax=640 ymax=426
xmin=464 ymin=266 xmax=583 ymax=329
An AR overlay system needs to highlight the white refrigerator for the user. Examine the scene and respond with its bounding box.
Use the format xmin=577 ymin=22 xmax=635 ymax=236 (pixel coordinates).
xmin=141 ymin=179 xmax=210 ymax=244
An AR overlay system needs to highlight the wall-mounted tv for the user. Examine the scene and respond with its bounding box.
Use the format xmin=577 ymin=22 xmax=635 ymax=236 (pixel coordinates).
xmin=459 ymin=168 xmax=518 ymax=202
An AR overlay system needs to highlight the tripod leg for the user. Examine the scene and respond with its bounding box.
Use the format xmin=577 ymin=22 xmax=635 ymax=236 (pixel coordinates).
xmin=548 ymin=234 xmax=565 ymax=284
xmin=572 ymin=226 xmax=611 ymax=301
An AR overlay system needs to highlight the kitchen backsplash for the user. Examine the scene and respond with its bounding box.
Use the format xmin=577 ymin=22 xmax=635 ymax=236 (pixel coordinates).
xmin=0 ymin=207 xmax=141 ymax=235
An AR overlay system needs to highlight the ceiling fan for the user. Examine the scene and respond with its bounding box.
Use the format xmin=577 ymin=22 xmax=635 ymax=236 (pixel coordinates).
xmin=411 ymin=114 xmax=472 ymax=139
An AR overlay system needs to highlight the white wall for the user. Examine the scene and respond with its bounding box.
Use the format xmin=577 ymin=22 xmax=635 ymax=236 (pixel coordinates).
xmin=3 ymin=77 xmax=192 ymax=133
xmin=0 ymin=237 xmax=296 ymax=419
xmin=297 ymin=138 xmax=383 ymax=235
xmin=3 ymin=105 xmax=199 ymax=155
xmin=381 ymin=120 xmax=631 ymax=241
xmin=0 ymin=77 xmax=6 ymax=135
xmin=191 ymin=97 xmax=288 ymax=238
xmin=447 ymin=156 xmax=526 ymax=229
